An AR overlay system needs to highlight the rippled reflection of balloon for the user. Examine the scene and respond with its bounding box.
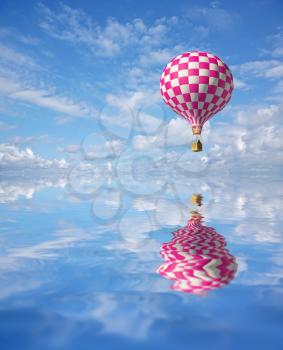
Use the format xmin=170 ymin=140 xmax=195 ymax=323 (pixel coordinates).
xmin=157 ymin=194 xmax=237 ymax=295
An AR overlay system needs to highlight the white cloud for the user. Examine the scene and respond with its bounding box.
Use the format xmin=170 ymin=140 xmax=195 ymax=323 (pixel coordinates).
xmin=58 ymin=144 xmax=81 ymax=154
xmin=265 ymin=27 xmax=283 ymax=58
xmin=235 ymin=223 xmax=283 ymax=244
xmin=187 ymin=2 xmax=238 ymax=31
xmin=11 ymin=87 xmax=91 ymax=116
xmin=106 ymin=90 xmax=160 ymax=111
xmin=8 ymin=134 xmax=60 ymax=145
xmin=9 ymin=222 xmax=92 ymax=259
xmin=0 ymin=40 xmax=96 ymax=120
xmin=0 ymin=43 xmax=39 ymax=69
xmin=0 ymin=76 xmax=93 ymax=117
xmin=139 ymin=45 xmax=184 ymax=66
xmin=234 ymin=60 xmax=283 ymax=80
xmin=0 ymin=176 xmax=67 ymax=203
xmin=0 ymin=143 xmax=69 ymax=170
xmin=0 ymin=121 xmax=16 ymax=131
xmin=38 ymin=3 xmax=176 ymax=58
xmin=233 ymin=77 xmax=250 ymax=90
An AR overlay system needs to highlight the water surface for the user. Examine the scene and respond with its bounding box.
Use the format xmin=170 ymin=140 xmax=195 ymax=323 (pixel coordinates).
xmin=0 ymin=172 xmax=282 ymax=350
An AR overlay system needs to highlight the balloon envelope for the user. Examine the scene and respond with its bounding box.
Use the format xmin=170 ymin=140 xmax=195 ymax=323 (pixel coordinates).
xmin=160 ymin=51 xmax=234 ymax=129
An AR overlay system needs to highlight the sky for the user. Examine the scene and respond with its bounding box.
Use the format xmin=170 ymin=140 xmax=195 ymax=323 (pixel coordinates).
xmin=0 ymin=0 xmax=283 ymax=173
xmin=1 ymin=3 xmax=283 ymax=346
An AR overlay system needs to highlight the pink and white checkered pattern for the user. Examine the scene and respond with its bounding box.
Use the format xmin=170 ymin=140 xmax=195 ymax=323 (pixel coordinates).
xmin=160 ymin=51 xmax=234 ymax=127
xmin=156 ymin=214 xmax=237 ymax=295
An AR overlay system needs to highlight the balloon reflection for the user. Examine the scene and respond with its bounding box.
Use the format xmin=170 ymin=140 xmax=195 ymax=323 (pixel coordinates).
xmin=157 ymin=194 xmax=237 ymax=295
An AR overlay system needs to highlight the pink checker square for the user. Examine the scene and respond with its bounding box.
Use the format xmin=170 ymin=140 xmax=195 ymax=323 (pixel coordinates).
xmin=188 ymin=69 xmax=199 ymax=76
xmin=192 ymin=101 xmax=198 ymax=109
xmin=198 ymin=52 xmax=208 ymax=57
xmin=189 ymin=84 xmax=198 ymax=93
xmin=219 ymin=66 xmax=225 ymax=73
xmin=203 ymin=102 xmax=210 ymax=109
xmin=172 ymin=96 xmax=179 ymax=105
xmin=164 ymin=92 xmax=170 ymax=100
xmin=226 ymin=76 xmax=232 ymax=84
xmin=164 ymin=68 xmax=170 ymax=75
xmin=199 ymin=76 xmax=209 ymax=84
xmin=173 ymin=86 xmax=182 ymax=95
xmin=189 ymin=56 xmax=199 ymax=62
xmin=165 ymin=81 xmax=171 ymax=89
xmin=210 ymin=70 xmax=219 ymax=78
xmin=218 ymin=79 xmax=225 ymax=88
xmin=199 ymin=62 xmax=209 ymax=69
xmin=208 ymin=57 xmax=218 ymax=64
xmin=179 ymin=76 xmax=189 ymax=85
xmin=208 ymin=85 xmax=217 ymax=94
xmin=198 ymin=93 xmax=206 ymax=102
xmin=183 ymin=94 xmax=191 ymax=102
xmin=171 ymin=59 xmax=180 ymax=66
xmin=212 ymin=95 xmax=219 ymax=104
xmin=178 ymin=62 xmax=188 ymax=70
xmin=171 ymin=72 xmax=179 ymax=80
xmin=174 ymin=105 xmax=182 ymax=113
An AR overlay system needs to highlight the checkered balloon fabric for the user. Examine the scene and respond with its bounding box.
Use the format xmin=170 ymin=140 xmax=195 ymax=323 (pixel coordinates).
xmin=156 ymin=215 xmax=237 ymax=294
xmin=160 ymin=51 xmax=234 ymax=127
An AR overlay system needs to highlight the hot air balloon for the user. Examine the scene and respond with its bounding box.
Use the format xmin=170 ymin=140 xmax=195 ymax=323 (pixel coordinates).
xmin=156 ymin=195 xmax=237 ymax=295
xmin=160 ymin=51 xmax=233 ymax=152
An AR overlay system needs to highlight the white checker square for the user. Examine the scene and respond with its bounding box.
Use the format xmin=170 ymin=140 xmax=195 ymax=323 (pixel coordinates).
xmin=188 ymin=62 xmax=199 ymax=69
xmin=179 ymin=57 xmax=189 ymax=64
xmin=190 ymin=52 xmax=199 ymax=56
xmin=199 ymin=68 xmax=209 ymax=76
xmin=198 ymin=84 xmax=208 ymax=93
xmin=198 ymin=102 xmax=204 ymax=109
xmin=190 ymin=93 xmax=199 ymax=102
xmin=209 ymin=77 xmax=218 ymax=85
xmin=216 ymin=97 xmax=224 ymax=106
xmin=178 ymin=69 xmax=189 ymax=77
xmin=188 ymin=75 xmax=199 ymax=84
xmin=164 ymin=74 xmax=171 ymax=83
xmin=177 ymin=95 xmax=185 ymax=103
xmin=217 ymin=59 xmax=224 ymax=67
xmin=199 ymin=56 xmax=209 ymax=63
xmin=225 ymin=82 xmax=230 ymax=90
xmin=216 ymin=87 xmax=224 ymax=96
xmin=170 ymin=65 xmax=178 ymax=73
xmin=219 ymin=73 xmax=226 ymax=80
xmin=165 ymin=62 xmax=172 ymax=69
xmin=167 ymin=89 xmax=174 ymax=98
xmin=205 ymin=94 xmax=214 ymax=103
xmin=209 ymin=63 xmax=218 ymax=71
xmin=171 ymin=78 xmax=179 ymax=87
xmin=180 ymin=85 xmax=189 ymax=94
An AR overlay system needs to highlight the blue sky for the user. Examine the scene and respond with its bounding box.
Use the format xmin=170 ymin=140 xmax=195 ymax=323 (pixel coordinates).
xmin=1 ymin=3 xmax=283 ymax=346
xmin=0 ymin=0 xmax=283 ymax=171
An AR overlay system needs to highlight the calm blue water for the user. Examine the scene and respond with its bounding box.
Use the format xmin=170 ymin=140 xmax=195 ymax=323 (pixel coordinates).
xmin=0 ymin=171 xmax=282 ymax=350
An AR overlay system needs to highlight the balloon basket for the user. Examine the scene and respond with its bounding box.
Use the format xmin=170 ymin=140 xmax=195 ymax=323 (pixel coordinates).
xmin=192 ymin=140 xmax=203 ymax=152
xmin=191 ymin=194 xmax=203 ymax=206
